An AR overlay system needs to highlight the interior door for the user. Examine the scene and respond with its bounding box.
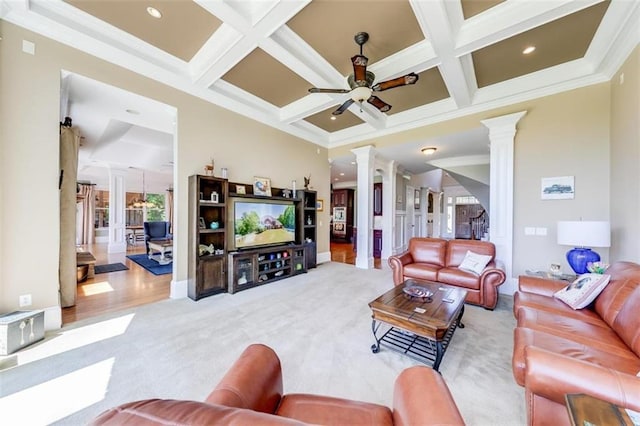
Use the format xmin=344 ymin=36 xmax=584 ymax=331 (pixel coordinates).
xmin=405 ymin=186 xmax=415 ymax=241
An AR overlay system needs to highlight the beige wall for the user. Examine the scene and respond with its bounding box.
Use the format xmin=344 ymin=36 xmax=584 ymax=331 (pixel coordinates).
xmin=331 ymin=83 xmax=617 ymax=277
xmin=609 ymin=46 xmax=640 ymax=262
xmin=0 ymin=21 xmax=330 ymax=321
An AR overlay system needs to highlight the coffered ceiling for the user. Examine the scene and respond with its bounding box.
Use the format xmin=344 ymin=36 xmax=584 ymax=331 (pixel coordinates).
xmin=3 ymin=0 xmax=637 ymax=151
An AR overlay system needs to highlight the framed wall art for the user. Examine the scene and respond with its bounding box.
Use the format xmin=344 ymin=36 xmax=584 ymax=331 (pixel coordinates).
xmin=541 ymin=176 xmax=574 ymax=200
xmin=316 ymin=199 xmax=324 ymax=211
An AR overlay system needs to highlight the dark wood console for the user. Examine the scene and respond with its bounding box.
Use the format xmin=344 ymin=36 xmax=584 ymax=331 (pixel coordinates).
xmin=227 ymin=245 xmax=307 ymax=294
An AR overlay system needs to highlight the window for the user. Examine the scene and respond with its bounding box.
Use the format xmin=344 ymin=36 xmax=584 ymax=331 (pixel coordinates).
xmin=455 ymin=195 xmax=479 ymax=205
xmin=95 ymin=190 xmax=109 ymax=228
xmin=458 ymin=195 xmax=479 ymax=204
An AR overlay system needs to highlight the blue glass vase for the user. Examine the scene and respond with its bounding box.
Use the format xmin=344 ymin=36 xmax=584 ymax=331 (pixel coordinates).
xmin=566 ymin=248 xmax=600 ymax=274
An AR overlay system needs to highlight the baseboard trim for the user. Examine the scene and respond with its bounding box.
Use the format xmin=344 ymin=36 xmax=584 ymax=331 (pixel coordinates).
xmin=317 ymin=251 xmax=331 ymax=264
xmin=170 ymin=279 xmax=188 ymax=299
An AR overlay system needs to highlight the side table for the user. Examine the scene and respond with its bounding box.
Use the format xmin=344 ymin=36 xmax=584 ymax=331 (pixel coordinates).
xmin=565 ymin=393 xmax=639 ymax=426
xmin=525 ymin=269 xmax=576 ymax=282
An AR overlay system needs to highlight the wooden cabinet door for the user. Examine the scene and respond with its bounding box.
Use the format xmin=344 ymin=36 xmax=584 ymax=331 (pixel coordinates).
xmin=197 ymin=257 xmax=225 ymax=297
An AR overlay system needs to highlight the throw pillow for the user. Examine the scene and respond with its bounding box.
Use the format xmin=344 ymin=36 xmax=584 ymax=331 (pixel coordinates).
xmin=458 ymin=250 xmax=492 ymax=275
xmin=554 ymin=273 xmax=611 ymax=310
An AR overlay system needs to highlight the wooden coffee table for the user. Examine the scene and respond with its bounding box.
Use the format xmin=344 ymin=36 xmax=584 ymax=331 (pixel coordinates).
xmin=148 ymin=239 xmax=173 ymax=265
xmin=368 ymin=279 xmax=467 ymax=371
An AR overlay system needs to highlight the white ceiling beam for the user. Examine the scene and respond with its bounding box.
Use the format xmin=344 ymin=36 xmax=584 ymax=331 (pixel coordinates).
xmin=455 ymin=0 xmax=603 ymax=56
xmin=411 ymin=0 xmax=474 ymax=107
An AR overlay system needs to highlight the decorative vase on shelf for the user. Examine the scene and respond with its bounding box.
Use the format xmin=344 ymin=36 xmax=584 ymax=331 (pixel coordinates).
xmin=238 ymin=272 xmax=247 ymax=285
xmin=307 ymin=216 xmax=312 ymax=225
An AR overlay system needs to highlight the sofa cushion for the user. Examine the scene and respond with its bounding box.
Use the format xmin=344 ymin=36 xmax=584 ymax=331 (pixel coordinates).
xmin=408 ymin=238 xmax=446 ymax=266
xmin=90 ymin=399 xmax=306 ymax=426
xmin=277 ymin=394 xmax=393 ymax=426
xmin=437 ymin=267 xmax=481 ymax=290
xmin=516 ymin=307 xmax=635 ymax=358
xmin=513 ymin=291 xmax=603 ymax=325
xmin=458 ymin=250 xmax=492 ymax=275
xmin=512 ymin=327 xmax=640 ymax=386
xmin=554 ymin=273 xmax=611 ymax=309
xmin=402 ymin=263 xmax=439 ymax=282
xmin=610 ymin=284 xmax=640 ymax=357
xmin=594 ymin=272 xmax=640 ymax=329
xmin=445 ymin=239 xmax=495 ymax=268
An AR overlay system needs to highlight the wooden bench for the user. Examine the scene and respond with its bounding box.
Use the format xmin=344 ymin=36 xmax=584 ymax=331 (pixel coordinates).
xmin=77 ymin=251 xmax=97 ymax=280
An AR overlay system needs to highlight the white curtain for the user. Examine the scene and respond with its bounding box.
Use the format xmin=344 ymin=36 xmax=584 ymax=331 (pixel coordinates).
xmin=78 ymin=183 xmax=95 ymax=244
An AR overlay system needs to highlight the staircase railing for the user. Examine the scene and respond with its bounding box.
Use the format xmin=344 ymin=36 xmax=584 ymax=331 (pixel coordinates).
xmin=469 ymin=209 xmax=489 ymax=240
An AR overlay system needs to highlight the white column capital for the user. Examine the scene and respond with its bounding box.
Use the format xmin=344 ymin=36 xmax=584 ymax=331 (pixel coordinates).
xmin=481 ymin=111 xmax=527 ymax=140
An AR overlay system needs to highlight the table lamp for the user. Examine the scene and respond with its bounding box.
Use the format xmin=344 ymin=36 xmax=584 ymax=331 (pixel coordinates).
xmin=557 ymin=221 xmax=610 ymax=274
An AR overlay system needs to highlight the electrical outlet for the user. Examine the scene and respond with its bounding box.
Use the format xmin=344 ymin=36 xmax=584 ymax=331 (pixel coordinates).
xmin=19 ymin=294 xmax=32 ymax=307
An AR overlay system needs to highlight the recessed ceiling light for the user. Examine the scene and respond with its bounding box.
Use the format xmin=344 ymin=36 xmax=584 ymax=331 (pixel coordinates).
xmin=334 ymin=178 xmax=339 ymax=181
xmin=126 ymin=109 xmax=140 ymax=115
xmin=340 ymin=172 xmax=345 ymax=176
xmin=330 ymin=116 xmax=337 ymax=121
xmin=147 ymin=6 xmax=162 ymax=19
xmin=421 ymin=147 xmax=437 ymax=155
xmin=351 ymin=161 xmax=356 ymax=165
xmin=522 ymin=46 xmax=536 ymax=55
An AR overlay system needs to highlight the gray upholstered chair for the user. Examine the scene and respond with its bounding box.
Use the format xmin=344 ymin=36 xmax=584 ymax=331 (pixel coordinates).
xmin=143 ymin=221 xmax=172 ymax=255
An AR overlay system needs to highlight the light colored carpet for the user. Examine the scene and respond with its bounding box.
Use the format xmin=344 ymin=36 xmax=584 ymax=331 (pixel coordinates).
xmin=0 ymin=262 xmax=525 ymax=425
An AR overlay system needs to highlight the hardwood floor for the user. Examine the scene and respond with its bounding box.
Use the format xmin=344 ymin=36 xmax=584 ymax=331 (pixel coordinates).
xmin=330 ymin=241 xmax=382 ymax=269
xmin=62 ymin=242 xmax=171 ymax=325
xmin=63 ymin=240 xmax=379 ymax=325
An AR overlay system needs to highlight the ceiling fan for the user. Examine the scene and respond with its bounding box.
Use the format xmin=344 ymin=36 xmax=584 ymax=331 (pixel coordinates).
xmin=308 ymin=32 xmax=419 ymax=116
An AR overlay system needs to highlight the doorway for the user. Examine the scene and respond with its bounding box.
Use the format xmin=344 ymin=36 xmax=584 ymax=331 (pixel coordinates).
xmin=61 ymin=71 xmax=177 ymax=324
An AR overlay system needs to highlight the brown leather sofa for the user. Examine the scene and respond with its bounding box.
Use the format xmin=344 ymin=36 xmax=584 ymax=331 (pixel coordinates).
xmin=91 ymin=343 xmax=466 ymax=425
xmin=388 ymin=238 xmax=506 ymax=309
xmin=512 ymin=261 xmax=640 ymax=426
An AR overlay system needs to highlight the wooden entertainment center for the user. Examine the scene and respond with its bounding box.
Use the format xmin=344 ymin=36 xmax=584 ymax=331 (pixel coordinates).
xmin=188 ymin=175 xmax=317 ymax=300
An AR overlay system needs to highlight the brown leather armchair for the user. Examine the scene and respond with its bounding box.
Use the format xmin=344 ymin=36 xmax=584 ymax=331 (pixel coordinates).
xmin=388 ymin=238 xmax=506 ymax=309
xmin=91 ymin=344 xmax=466 ymax=425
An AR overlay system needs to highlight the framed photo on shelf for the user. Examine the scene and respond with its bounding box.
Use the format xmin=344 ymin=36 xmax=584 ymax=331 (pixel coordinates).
xmin=253 ymin=176 xmax=272 ymax=196
xmin=199 ymin=217 xmax=206 ymax=229
xmin=316 ymin=199 xmax=324 ymax=211
xmin=235 ymin=185 xmax=246 ymax=195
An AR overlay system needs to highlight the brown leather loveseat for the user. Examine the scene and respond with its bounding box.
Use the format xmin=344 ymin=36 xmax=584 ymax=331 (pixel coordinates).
xmin=388 ymin=238 xmax=506 ymax=309
xmin=512 ymin=261 xmax=640 ymax=425
xmin=91 ymin=343 xmax=466 ymax=425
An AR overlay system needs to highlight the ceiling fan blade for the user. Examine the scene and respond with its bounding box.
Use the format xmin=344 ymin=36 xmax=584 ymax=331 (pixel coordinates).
xmin=332 ymin=99 xmax=355 ymax=116
xmin=367 ymin=96 xmax=391 ymax=113
xmin=351 ymin=55 xmax=369 ymax=83
xmin=372 ymin=72 xmax=419 ymax=92
xmin=309 ymin=88 xmax=350 ymax=94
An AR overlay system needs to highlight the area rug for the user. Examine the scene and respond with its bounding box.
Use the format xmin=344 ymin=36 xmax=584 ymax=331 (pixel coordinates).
xmin=94 ymin=263 xmax=129 ymax=274
xmin=126 ymin=254 xmax=172 ymax=275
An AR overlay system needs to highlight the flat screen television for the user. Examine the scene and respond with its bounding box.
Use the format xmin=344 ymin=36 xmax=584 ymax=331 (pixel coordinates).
xmin=232 ymin=199 xmax=296 ymax=250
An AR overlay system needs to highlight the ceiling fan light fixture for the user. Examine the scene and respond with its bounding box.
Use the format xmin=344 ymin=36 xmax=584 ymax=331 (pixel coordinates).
xmin=421 ymin=147 xmax=437 ymax=155
xmin=350 ymin=86 xmax=372 ymax=103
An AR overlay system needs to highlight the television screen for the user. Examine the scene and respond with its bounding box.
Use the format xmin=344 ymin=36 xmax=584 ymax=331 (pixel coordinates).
xmin=234 ymin=201 xmax=296 ymax=249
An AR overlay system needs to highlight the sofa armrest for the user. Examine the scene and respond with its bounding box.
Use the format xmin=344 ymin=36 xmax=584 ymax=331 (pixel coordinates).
xmin=388 ymin=251 xmax=414 ymax=286
xmin=205 ymin=344 xmax=283 ymax=414
xmin=524 ymin=346 xmax=640 ymax=411
xmin=518 ymin=275 xmax=567 ymax=296
xmin=392 ymin=366 xmax=465 ymax=426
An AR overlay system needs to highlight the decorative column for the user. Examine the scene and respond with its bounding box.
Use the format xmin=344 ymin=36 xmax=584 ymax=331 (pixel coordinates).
xmin=351 ymin=145 xmax=376 ymax=269
xmin=381 ymin=159 xmax=397 ymax=262
xmin=481 ymin=111 xmax=527 ymax=294
xmin=108 ymin=167 xmax=128 ymax=254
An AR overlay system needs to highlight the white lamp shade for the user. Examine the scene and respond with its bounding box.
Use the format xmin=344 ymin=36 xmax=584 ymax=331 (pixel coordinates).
xmin=557 ymin=221 xmax=611 ymax=248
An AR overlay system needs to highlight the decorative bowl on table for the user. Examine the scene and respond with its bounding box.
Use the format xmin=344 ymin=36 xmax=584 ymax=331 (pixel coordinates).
xmin=403 ymin=285 xmax=433 ymax=299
